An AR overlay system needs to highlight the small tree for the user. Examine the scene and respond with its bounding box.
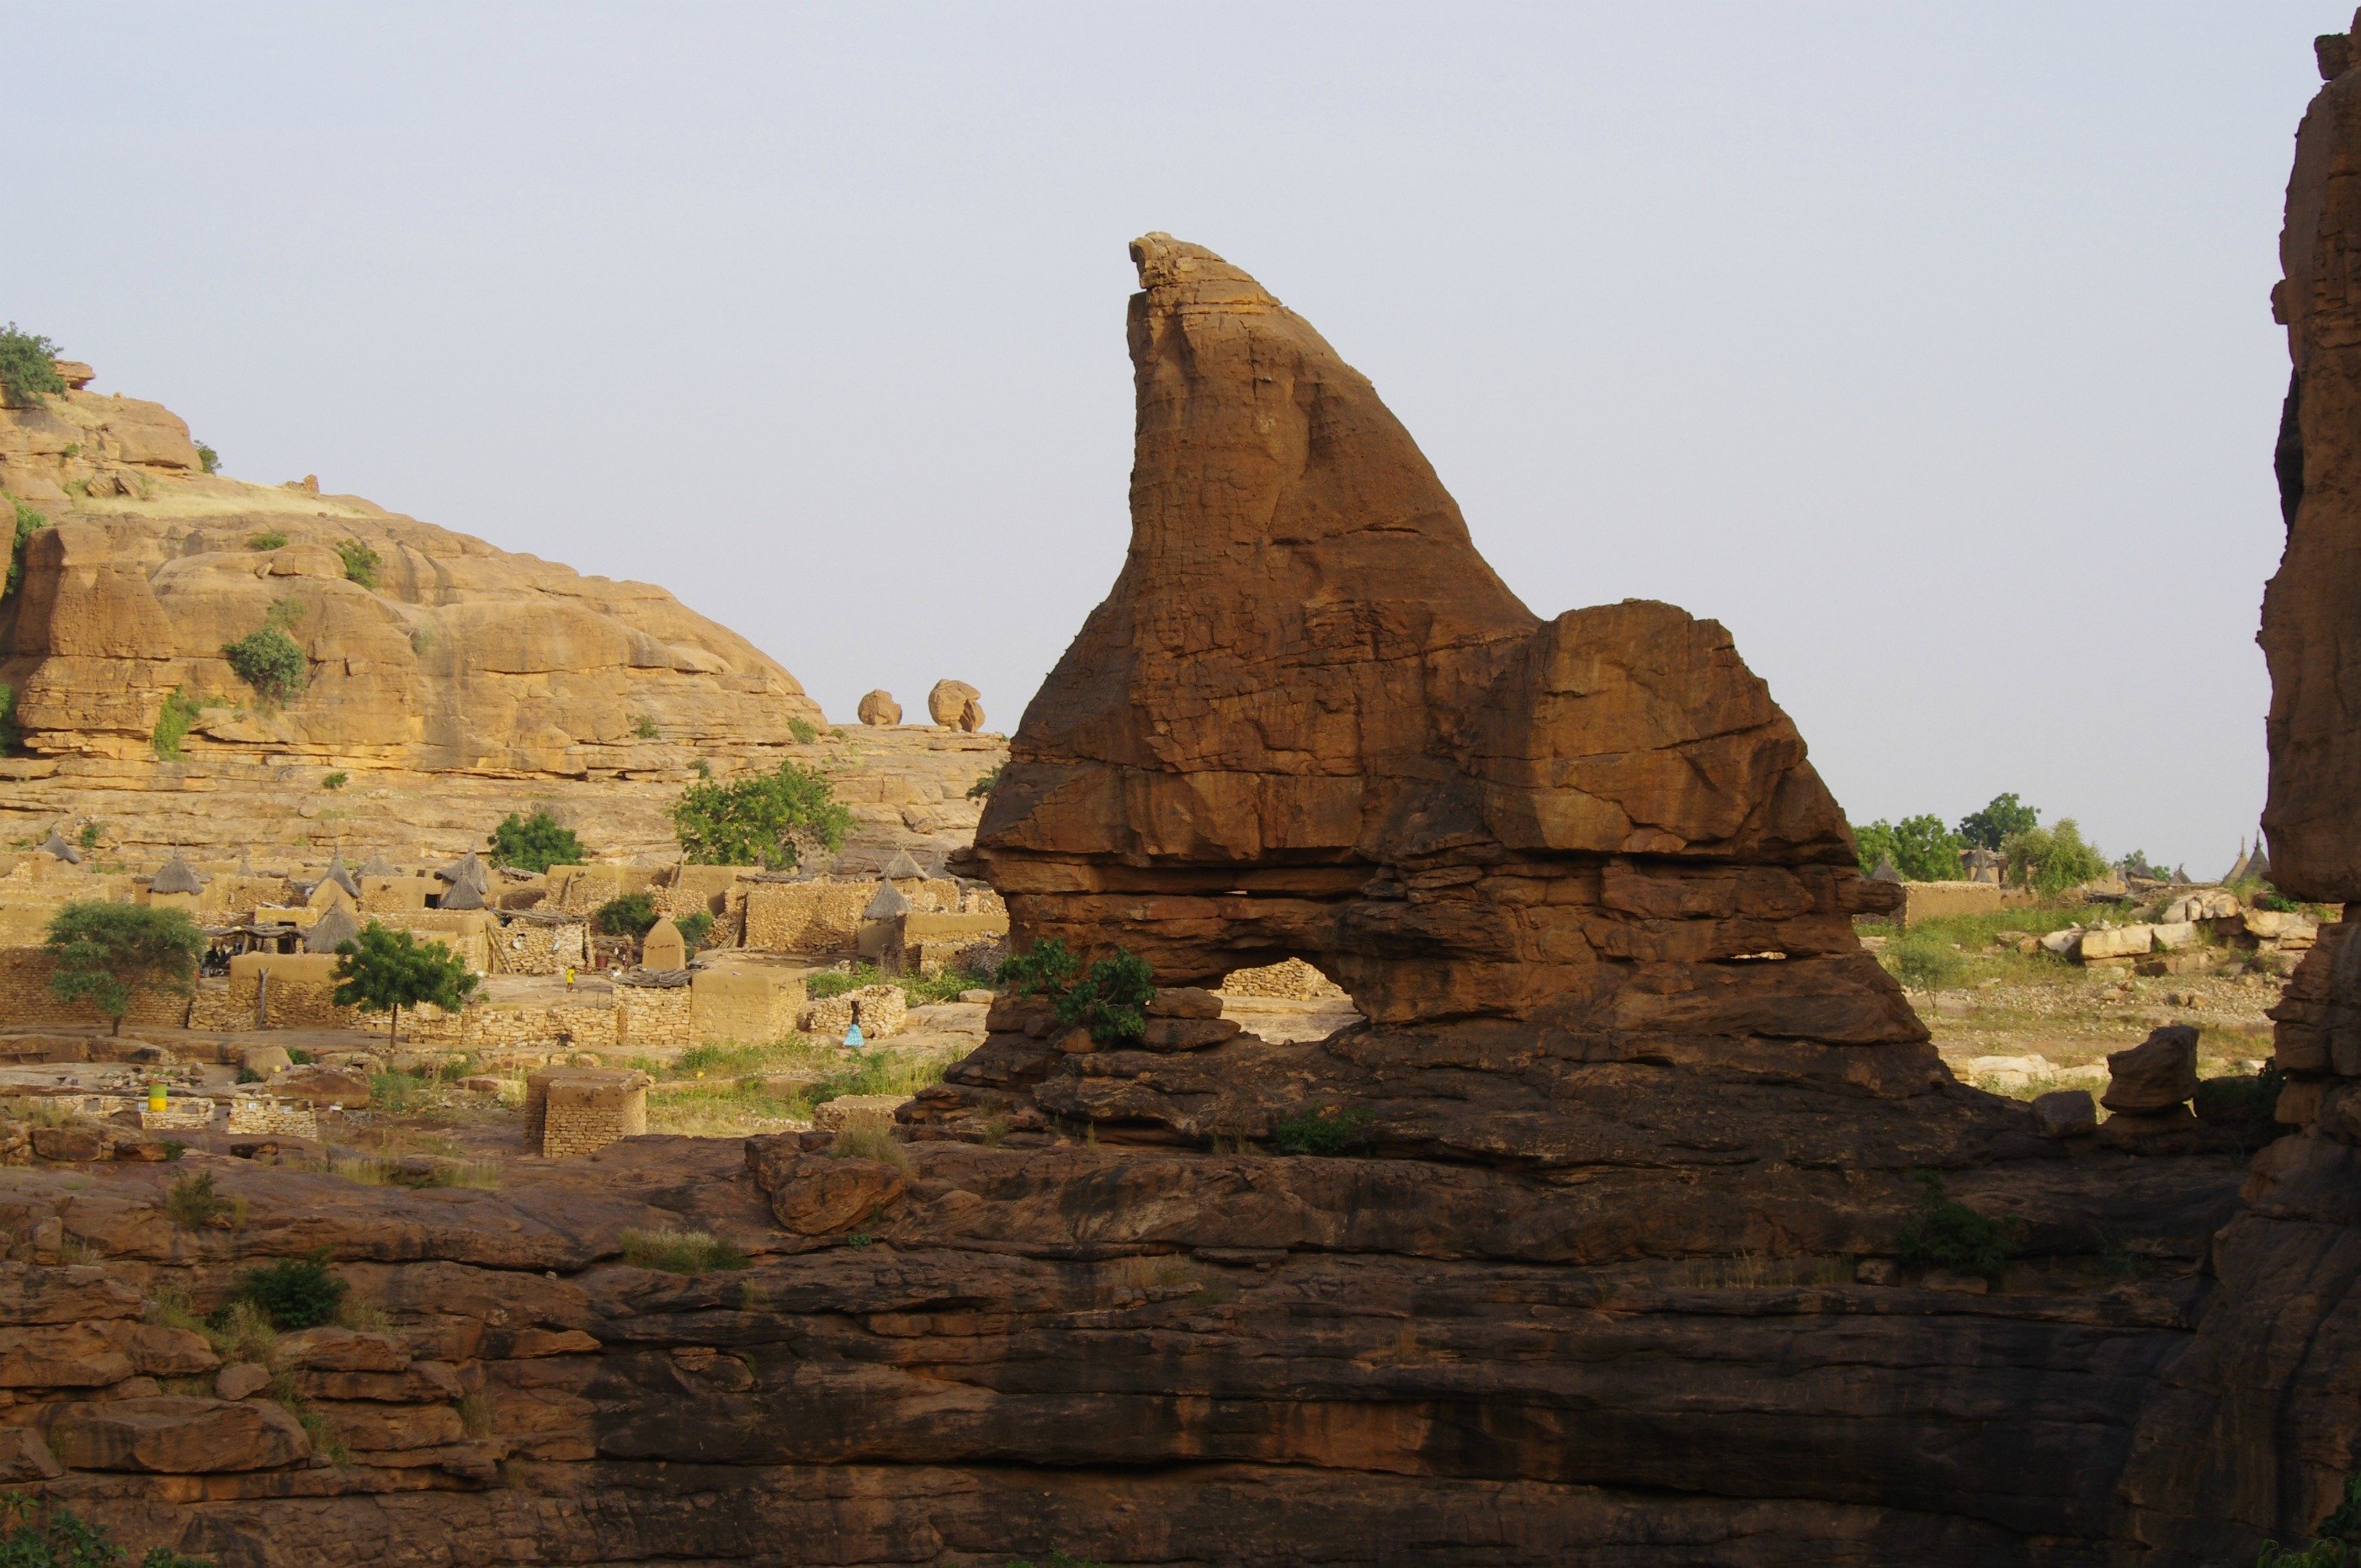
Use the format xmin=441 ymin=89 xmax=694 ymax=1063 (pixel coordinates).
xmin=6 ymin=497 xmax=50 ymax=601
xmin=487 ymin=808 xmax=586 ymax=873
xmin=670 ymin=759 xmax=852 ymax=871
xmin=0 ymin=322 xmax=66 ymax=405
xmin=1852 ymin=814 xmax=1965 ymax=881
xmin=332 ymin=922 xmax=481 ymax=1046
xmin=1958 ymin=793 xmax=2040 ymax=852
xmin=2002 ymin=818 xmax=2110 ymax=896
xmin=594 ymin=892 xmax=660 ymax=938
xmin=45 ymin=901 xmax=205 ymax=1035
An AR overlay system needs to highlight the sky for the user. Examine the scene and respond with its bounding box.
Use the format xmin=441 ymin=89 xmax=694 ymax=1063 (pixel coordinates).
xmin=5 ymin=3 xmax=2335 ymax=875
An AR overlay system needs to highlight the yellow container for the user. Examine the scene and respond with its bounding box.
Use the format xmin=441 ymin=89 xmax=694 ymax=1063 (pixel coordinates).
xmin=147 ymin=1083 xmax=168 ymax=1114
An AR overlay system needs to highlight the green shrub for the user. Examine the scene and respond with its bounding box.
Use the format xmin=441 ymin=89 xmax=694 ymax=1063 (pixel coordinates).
xmin=246 ymin=530 xmax=286 ymax=550
xmin=77 ymin=821 xmax=100 ymax=851
xmin=195 ymin=442 xmax=220 ymax=475
xmin=226 ymin=1250 xmax=347 ymax=1329
xmin=618 ymin=1227 xmax=748 ymax=1273
xmin=335 ymin=539 xmax=380 ymax=588
xmin=2257 ymin=1542 xmax=2348 ymax=1566
xmin=1881 ymin=931 xmax=1965 ymax=991
xmin=1852 ymin=814 xmax=1965 ymax=880
xmin=0 ymin=1491 xmax=215 ymax=1565
xmin=1273 ymin=1107 xmax=1375 ymax=1156
xmin=2256 ymin=885 xmax=2301 ymax=913
xmin=162 ymin=1170 xmax=238 ymax=1230
xmin=2002 ymin=819 xmax=2109 ymax=896
xmin=1896 ymin=1172 xmax=2019 ymax=1281
xmin=487 ymin=808 xmax=585 ymax=873
xmin=671 ymin=758 xmax=851 ymax=871
xmin=369 ymin=1071 xmax=430 ymax=1117
xmin=2196 ymin=1066 xmax=2288 ymax=1149
xmin=0 ymin=683 xmax=23 ymax=755
xmin=996 ymin=938 xmax=1080 ymax=1000
xmin=676 ymin=910 xmax=715 ymax=950
xmin=0 ymin=322 xmax=66 ymax=404
xmin=632 ymin=714 xmax=657 ymax=739
xmin=222 ymin=626 xmax=307 ymax=705
xmin=1054 ymin=949 xmax=1155 ymax=1045
xmin=322 ymin=771 xmax=348 ymax=790
xmin=234 ymin=1066 xmax=263 ymax=1085
xmin=151 ymin=688 xmax=207 ymax=760
xmin=595 ymin=892 xmax=659 ymax=938
xmin=966 ymin=764 xmax=1001 ymax=800
xmin=787 ymin=717 xmax=818 ymax=744
xmin=6 ymin=497 xmax=51 ymax=600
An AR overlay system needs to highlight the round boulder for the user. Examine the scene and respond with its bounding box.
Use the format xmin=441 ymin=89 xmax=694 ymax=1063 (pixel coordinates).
xmin=928 ymin=679 xmax=981 ymax=729
xmin=857 ymin=689 xmax=901 ymax=726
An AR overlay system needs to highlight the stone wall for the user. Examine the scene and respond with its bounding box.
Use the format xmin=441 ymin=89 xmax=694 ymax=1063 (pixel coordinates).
xmin=689 ymin=968 xmax=803 ymax=1044
xmin=187 ymin=954 xmax=355 ymax=1031
xmin=523 ymin=1068 xmax=650 ymax=1157
xmin=464 ymin=1000 xmax=619 ymax=1055
xmin=801 ymin=984 xmax=907 ymax=1041
xmin=1897 ymin=880 xmax=2039 ymax=928
xmin=614 ymin=981 xmax=693 ymax=1049
xmin=742 ymin=881 xmax=874 ymax=954
xmin=1219 ymin=957 xmax=1350 ymax=1002
xmin=0 ymin=947 xmax=193 ymax=1028
xmin=225 ymin=1097 xmax=321 ymax=1140
xmin=487 ymin=916 xmax=588 ymax=976
xmin=370 ymin=910 xmax=492 ymax=973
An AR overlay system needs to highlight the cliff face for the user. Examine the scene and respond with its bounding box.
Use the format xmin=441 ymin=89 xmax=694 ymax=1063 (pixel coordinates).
xmin=0 ymin=379 xmax=821 ymax=773
xmin=0 ymin=374 xmax=1001 ymax=866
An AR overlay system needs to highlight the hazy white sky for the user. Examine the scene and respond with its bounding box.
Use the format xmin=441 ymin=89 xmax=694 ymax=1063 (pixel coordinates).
xmin=8 ymin=3 xmax=2333 ymax=874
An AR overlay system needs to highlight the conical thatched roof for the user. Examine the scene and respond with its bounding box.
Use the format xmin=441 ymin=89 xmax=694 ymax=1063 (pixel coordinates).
xmin=862 ymin=881 xmax=911 ymax=922
xmin=321 ymin=854 xmax=360 ymax=900
xmin=882 ymin=849 xmax=928 ymax=880
xmin=38 ymin=832 xmax=81 ymax=864
xmin=435 ymin=851 xmax=491 ymax=894
xmin=303 ymin=906 xmax=361 ymax=953
xmin=150 ymin=854 xmax=205 ymax=896
xmin=359 ymin=854 xmax=399 ymax=878
xmin=439 ymin=877 xmax=487 ymax=911
xmin=1868 ymin=858 xmax=1902 ymax=884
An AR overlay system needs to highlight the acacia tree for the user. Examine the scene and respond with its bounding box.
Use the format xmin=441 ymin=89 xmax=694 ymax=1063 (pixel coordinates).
xmin=670 ymin=759 xmax=852 ymax=871
xmin=45 ymin=901 xmax=205 ymax=1035
xmin=332 ymin=922 xmax=481 ymax=1045
xmin=487 ymin=808 xmax=586 ymax=873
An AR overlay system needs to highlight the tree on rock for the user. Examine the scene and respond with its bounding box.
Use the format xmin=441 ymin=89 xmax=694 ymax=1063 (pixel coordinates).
xmin=45 ymin=901 xmax=205 ymax=1035
xmin=670 ymin=759 xmax=851 ymax=872
xmin=487 ymin=808 xmax=586 ymax=873
xmin=331 ymin=922 xmax=481 ymax=1046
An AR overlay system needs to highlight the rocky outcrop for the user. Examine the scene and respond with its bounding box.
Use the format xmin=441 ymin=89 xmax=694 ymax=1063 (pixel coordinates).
xmin=926 ymin=678 xmax=983 ymax=731
xmin=0 ymin=372 xmax=1002 ymax=863
xmin=857 ymin=688 xmax=901 ymax=726
xmin=968 ymin=234 xmax=1902 ymax=1037
xmin=0 ymin=378 xmax=822 ymax=771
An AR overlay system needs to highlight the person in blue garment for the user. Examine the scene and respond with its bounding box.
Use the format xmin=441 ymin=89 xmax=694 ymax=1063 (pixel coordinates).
xmin=843 ymin=998 xmax=864 ymax=1050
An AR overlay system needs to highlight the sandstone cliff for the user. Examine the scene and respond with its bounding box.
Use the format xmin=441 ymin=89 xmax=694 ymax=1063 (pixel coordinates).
xmin=0 ymin=372 xmax=999 ymax=863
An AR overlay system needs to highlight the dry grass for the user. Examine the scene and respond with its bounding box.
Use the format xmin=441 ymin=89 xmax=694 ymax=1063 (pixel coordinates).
xmin=827 ymin=1124 xmax=912 ymax=1171
xmin=619 ymin=1226 xmax=750 ymax=1274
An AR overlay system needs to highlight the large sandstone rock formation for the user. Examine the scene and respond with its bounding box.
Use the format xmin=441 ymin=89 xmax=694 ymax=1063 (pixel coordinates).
xmin=0 ymin=375 xmax=1001 ymax=862
xmin=971 ymin=233 xmax=1906 ymax=1034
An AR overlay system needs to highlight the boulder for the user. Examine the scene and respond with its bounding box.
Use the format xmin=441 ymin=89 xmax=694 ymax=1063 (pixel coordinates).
xmin=215 ymin=1362 xmax=271 ymax=1401
xmin=928 ymin=679 xmax=981 ymax=728
xmin=2030 ymin=1090 xmax=2098 ymax=1139
xmin=41 ymin=1395 xmax=311 ymax=1472
xmin=1147 ymin=986 xmax=1224 ymax=1020
xmin=2039 ymin=928 xmax=2083 ymax=958
xmin=811 ymin=1093 xmax=910 ymax=1134
xmin=31 ymin=1126 xmax=105 ymax=1161
xmin=271 ymin=1066 xmax=371 ymax=1108
xmin=0 ymin=1427 xmax=61 ymax=1483
xmin=2102 ymin=1025 xmax=2200 ymax=1114
xmin=857 ymin=689 xmax=902 ymax=726
xmin=240 ymin=1044 xmax=295 ymax=1076
xmin=746 ymin=1141 xmax=907 ymax=1235
xmin=2080 ymin=925 xmax=2155 ymax=961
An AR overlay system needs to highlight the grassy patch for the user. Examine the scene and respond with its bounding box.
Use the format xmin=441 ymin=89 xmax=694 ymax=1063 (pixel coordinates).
xmin=152 ymin=687 xmax=211 ymax=759
xmin=247 ymin=529 xmax=288 ymax=550
xmin=808 ymin=959 xmax=990 ymax=1007
xmin=828 ymin=1124 xmax=912 ymax=1171
xmin=1896 ymin=1172 xmax=2020 ymax=1281
xmin=619 ymin=1226 xmax=749 ymax=1273
xmin=1273 ymin=1107 xmax=1375 ymax=1156
xmin=162 ymin=1170 xmax=242 ymax=1229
